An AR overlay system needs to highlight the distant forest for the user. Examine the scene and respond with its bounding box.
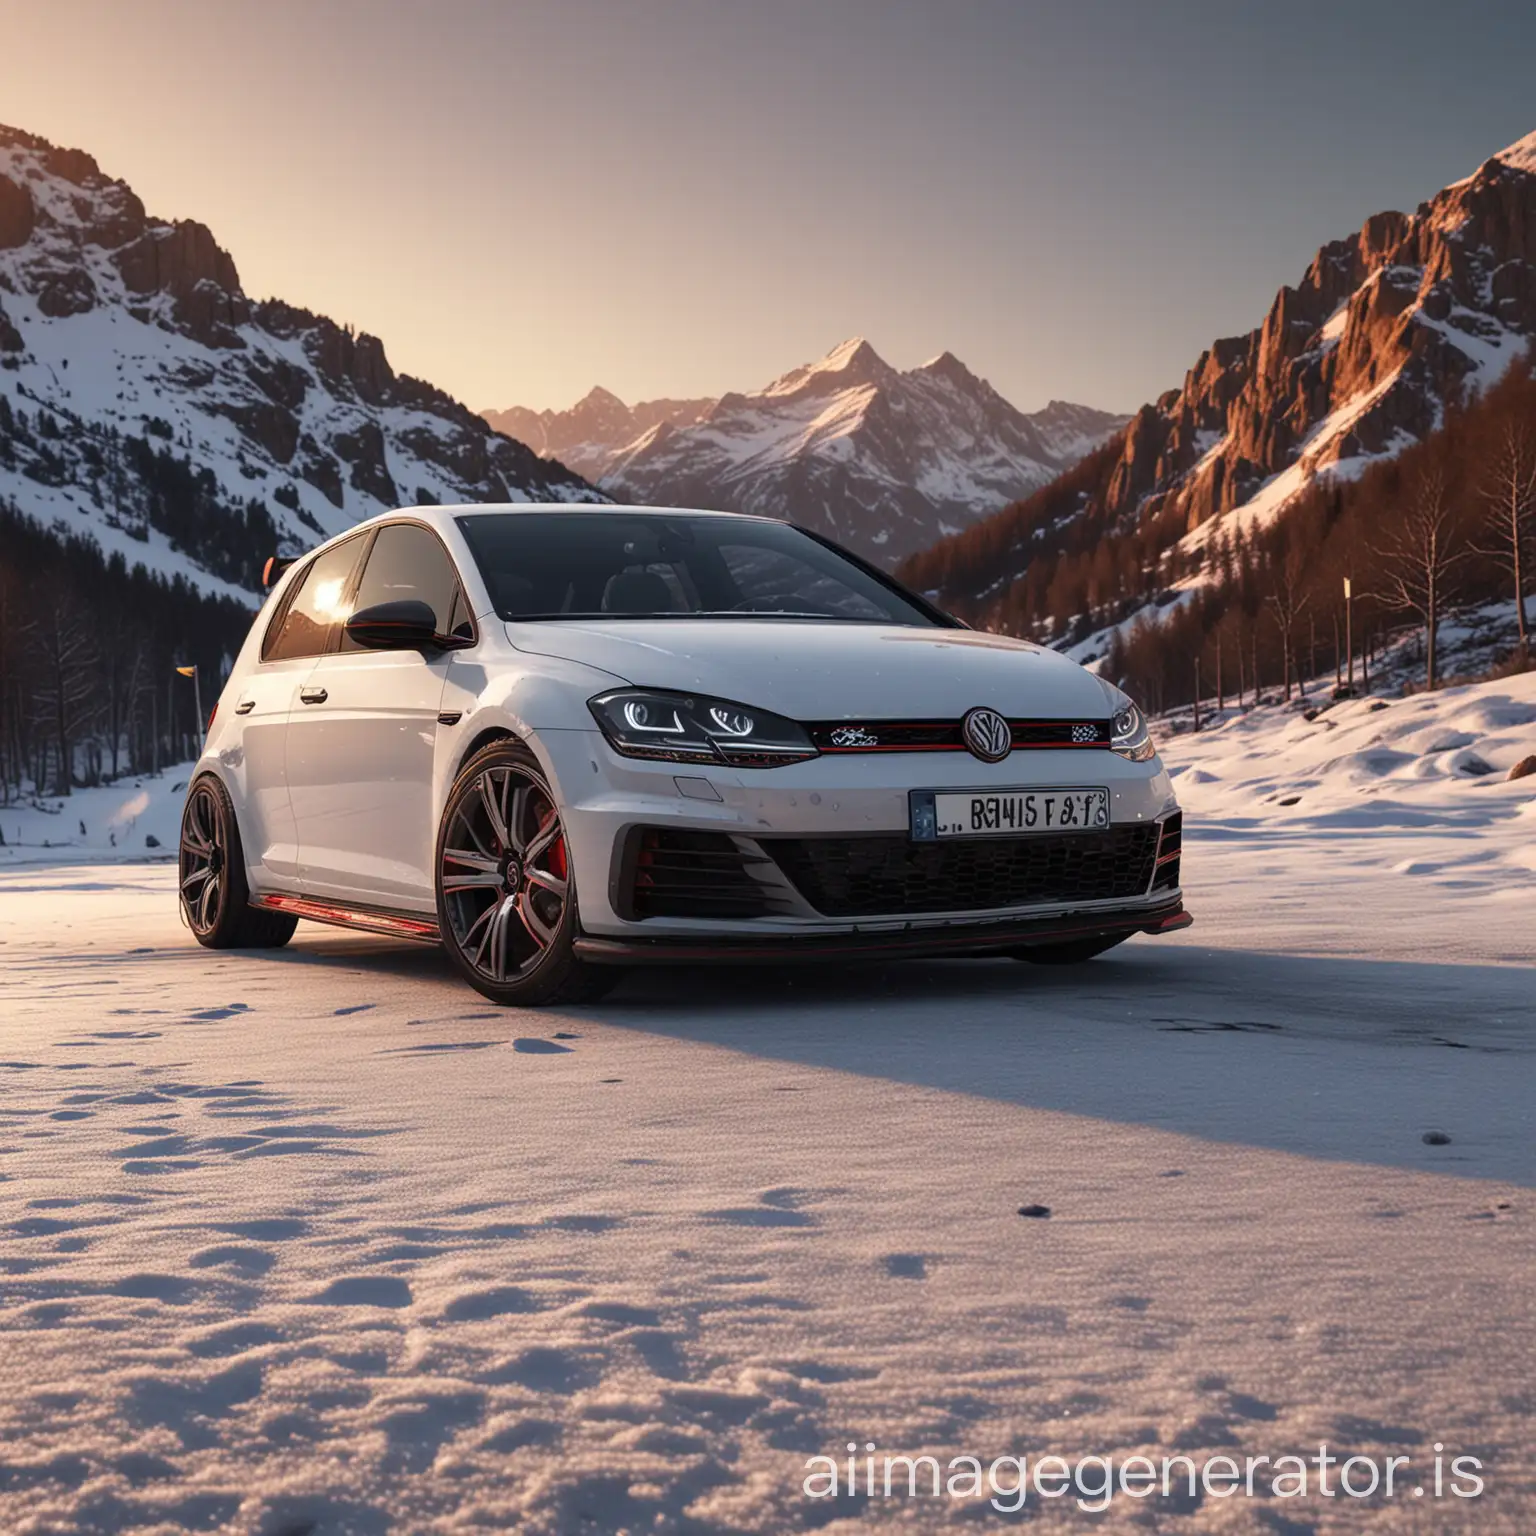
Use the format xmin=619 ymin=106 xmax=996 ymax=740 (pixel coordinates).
xmin=901 ymin=355 xmax=1536 ymax=711
xmin=0 ymin=502 xmax=259 ymax=801
xmin=0 ymin=384 xmax=285 ymax=801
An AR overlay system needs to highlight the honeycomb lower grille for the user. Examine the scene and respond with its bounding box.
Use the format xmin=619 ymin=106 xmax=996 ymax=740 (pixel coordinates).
xmin=621 ymin=828 xmax=788 ymax=920
xmin=762 ymin=823 xmax=1161 ymax=919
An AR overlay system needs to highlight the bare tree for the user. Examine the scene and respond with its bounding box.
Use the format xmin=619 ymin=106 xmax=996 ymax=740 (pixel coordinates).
xmin=1373 ymin=467 xmax=1470 ymax=690
xmin=1475 ymin=419 xmax=1536 ymax=654
xmin=1263 ymin=543 xmax=1312 ymax=701
xmin=27 ymin=600 xmax=98 ymax=795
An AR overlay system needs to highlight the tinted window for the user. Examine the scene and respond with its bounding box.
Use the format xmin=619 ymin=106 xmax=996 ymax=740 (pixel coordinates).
xmin=717 ymin=541 xmax=887 ymax=620
xmin=455 ymin=513 xmax=942 ymax=626
xmin=340 ymin=523 xmax=467 ymax=651
xmin=262 ymin=536 xmax=364 ymax=662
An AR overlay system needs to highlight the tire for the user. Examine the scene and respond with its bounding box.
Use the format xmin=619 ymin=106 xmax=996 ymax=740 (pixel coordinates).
xmin=434 ymin=739 xmax=619 ymax=1006
xmin=179 ymin=775 xmax=298 ymax=949
xmin=1010 ymin=933 xmax=1130 ymax=966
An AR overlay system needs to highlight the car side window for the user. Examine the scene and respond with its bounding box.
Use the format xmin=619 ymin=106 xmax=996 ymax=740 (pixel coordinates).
xmin=339 ymin=523 xmax=469 ymax=651
xmin=262 ymin=536 xmax=365 ymax=662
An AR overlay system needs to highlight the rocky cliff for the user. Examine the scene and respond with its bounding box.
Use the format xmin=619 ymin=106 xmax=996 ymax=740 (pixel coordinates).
xmin=906 ymin=130 xmax=1536 ymax=622
xmin=0 ymin=124 xmax=600 ymax=602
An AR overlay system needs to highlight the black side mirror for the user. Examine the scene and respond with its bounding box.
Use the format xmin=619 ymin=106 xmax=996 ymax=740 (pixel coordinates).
xmin=345 ymin=599 xmax=443 ymax=651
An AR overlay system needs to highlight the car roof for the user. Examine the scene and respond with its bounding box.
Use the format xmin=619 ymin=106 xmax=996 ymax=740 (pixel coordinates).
xmin=283 ymin=504 xmax=779 ymax=574
xmin=397 ymin=503 xmax=770 ymax=522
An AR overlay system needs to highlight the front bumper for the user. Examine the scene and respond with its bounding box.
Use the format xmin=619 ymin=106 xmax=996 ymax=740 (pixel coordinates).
xmin=536 ymin=728 xmax=1183 ymax=943
xmin=574 ymin=894 xmax=1191 ymax=964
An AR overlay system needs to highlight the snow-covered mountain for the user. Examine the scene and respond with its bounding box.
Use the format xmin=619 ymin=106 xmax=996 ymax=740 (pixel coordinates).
xmin=0 ymin=124 xmax=600 ymax=604
xmin=906 ymin=129 xmax=1536 ymax=621
xmin=482 ymin=388 xmax=715 ymax=482
xmin=485 ymin=341 xmax=1127 ymax=567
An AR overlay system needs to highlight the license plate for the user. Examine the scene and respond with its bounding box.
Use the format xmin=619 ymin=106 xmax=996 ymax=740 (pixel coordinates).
xmin=910 ymin=787 xmax=1110 ymax=840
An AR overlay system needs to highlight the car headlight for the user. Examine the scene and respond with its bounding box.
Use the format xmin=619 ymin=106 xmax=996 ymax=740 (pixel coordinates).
xmin=588 ymin=689 xmax=818 ymax=768
xmin=1104 ymin=686 xmax=1156 ymax=762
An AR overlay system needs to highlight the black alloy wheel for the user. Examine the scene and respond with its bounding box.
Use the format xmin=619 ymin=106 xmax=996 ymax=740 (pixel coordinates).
xmin=435 ymin=741 xmax=617 ymax=1005
xmin=179 ymin=776 xmax=297 ymax=948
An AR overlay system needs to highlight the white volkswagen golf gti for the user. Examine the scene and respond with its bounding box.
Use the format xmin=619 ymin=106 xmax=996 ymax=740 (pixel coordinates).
xmin=180 ymin=505 xmax=1188 ymax=1004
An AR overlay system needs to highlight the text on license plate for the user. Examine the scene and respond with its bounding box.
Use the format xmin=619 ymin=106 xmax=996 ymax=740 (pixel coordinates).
xmin=926 ymin=787 xmax=1110 ymax=838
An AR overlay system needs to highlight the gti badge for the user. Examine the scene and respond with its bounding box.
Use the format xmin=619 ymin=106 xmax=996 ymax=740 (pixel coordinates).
xmin=961 ymin=707 xmax=1011 ymax=763
xmin=830 ymin=726 xmax=880 ymax=748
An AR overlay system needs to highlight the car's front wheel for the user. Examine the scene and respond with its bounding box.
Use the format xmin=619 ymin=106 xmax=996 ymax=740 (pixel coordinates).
xmin=434 ymin=740 xmax=618 ymax=1006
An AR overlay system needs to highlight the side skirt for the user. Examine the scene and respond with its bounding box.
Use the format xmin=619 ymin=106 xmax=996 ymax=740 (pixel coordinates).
xmin=251 ymin=893 xmax=441 ymax=944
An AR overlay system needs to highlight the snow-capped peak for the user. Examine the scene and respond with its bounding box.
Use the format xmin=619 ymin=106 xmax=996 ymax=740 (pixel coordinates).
xmin=1492 ymin=128 xmax=1536 ymax=175
xmin=813 ymin=335 xmax=882 ymax=373
xmin=581 ymin=341 xmax=1127 ymax=568
xmin=755 ymin=337 xmax=895 ymax=402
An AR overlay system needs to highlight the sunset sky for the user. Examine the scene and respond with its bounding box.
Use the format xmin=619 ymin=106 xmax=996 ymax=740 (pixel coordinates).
xmin=6 ymin=0 xmax=1534 ymax=416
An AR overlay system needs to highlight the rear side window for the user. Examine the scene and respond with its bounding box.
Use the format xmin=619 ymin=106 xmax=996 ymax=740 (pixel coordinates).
xmin=339 ymin=523 xmax=470 ymax=651
xmin=262 ymin=536 xmax=365 ymax=662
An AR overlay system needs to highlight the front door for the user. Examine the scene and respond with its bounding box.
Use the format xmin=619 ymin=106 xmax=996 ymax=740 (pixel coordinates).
xmin=286 ymin=522 xmax=471 ymax=908
xmin=236 ymin=532 xmax=370 ymax=886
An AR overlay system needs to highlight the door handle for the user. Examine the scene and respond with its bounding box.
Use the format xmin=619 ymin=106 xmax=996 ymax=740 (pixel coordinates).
xmin=234 ymin=700 xmax=255 ymax=715
xmin=299 ymin=686 xmax=329 ymax=705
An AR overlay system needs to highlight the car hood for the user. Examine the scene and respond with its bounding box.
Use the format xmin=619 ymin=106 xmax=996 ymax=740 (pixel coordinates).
xmin=506 ymin=620 xmax=1113 ymax=720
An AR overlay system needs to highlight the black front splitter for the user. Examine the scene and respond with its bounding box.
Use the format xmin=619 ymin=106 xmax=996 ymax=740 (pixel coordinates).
xmin=573 ymin=899 xmax=1191 ymax=966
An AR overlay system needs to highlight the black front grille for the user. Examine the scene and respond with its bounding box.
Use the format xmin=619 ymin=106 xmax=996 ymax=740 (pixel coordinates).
xmin=762 ymin=824 xmax=1161 ymax=918
xmin=619 ymin=828 xmax=787 ymax=920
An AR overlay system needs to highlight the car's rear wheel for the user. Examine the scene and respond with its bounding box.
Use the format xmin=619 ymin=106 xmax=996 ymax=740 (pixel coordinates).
xmin=1010 ymin=934 xmax=1129 ymax=966
xmin=435 ymin=740 xmax=618 ymax=1006
xmin=179 ymin=776 xmax=298 ymax=949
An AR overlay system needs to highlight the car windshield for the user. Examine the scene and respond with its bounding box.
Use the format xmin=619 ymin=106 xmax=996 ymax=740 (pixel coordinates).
xmin=455 ymin=512 xmax=948 ymax=626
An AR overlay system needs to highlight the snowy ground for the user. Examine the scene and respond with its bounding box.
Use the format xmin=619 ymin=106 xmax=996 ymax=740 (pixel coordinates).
xmin=0 ymin=679 xmax=1532 ymax=1534
xmin=0 ymin=771 xmax=194 ymax=868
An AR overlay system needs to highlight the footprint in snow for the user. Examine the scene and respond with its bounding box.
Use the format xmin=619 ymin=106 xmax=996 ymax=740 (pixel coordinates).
xmin=480 ymin=1416 xmax=562 ymax=1452
xmin=514 ymin=1038 xmax=572 ymax=1054
xmin=214 ymin=1217 xmax=309 ymax=1241
xmin=482 ymin=1346 xmax=596 ymax=1394
xmin=112 ymin=1273 xmax=198 ymax=1303
xmin=579 ymin=1300 xmax=661 ymax=1327
xmin=304 ymin=1276 xmax=413 ymax=1308
xmin=184 ymin=1321 xmax=284 ymax=1358
xmin=378 ymin=1040 xmax=504 ymax=1054
xmin=333 ymin=1004 xmax=376 ymax=1016
xmin=188 ymin=1245 xmax=276 ymax=1277
xmin=442 ymin=1286 xmax=543 ymax=1322
xmin=883 ymin=1253 xmax=927 ymax=1280
xmin=705 ymin=1205 xmax=817 ymax=1229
